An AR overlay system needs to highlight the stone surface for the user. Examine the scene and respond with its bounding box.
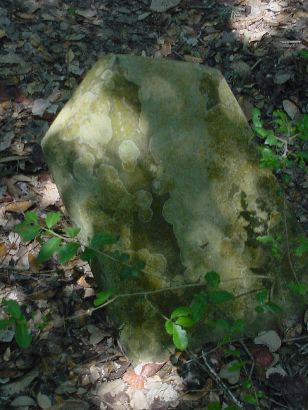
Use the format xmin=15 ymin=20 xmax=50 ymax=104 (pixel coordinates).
xmin=42 ymin=55 xmax=307 ymax=363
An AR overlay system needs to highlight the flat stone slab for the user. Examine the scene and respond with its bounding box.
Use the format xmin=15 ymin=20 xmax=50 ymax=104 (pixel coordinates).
xmin=42 ymin=55 xmax=307 ymax=363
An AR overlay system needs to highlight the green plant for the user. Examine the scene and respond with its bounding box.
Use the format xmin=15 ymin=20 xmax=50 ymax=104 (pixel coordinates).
xmin=13 ymin=211 xmax=282 ymax=352
xmin=164 ymin=271 xmax=235 ymax=350
xmin=254 ymin=289 xmax=282 ymax=314
xmin=14 ymin=211 xmax=303 ymax=408
xmin=67 ymin=5 xmax=77 ymax=16
xmin=0 ymin=299 xmax=32 ymax=348
xmin=252 ymin=108 xmax=308 ymax=172
xmin=256 ymin=234 xmax=282 ymax=259
xmin=298 ymin=49 xmax=308 ymax=60
xmin=15 ymin=211 xmax=144 ymax=279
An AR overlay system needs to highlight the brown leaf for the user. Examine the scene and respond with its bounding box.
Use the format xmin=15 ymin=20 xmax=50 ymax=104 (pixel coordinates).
xmin=123 ymin=369 xmax=144 ymax=389
xmin=183 ymin=55 xmax=203 ymax=64
xmin=4 ymin=200 xmax=33 ymax=213
xmin=28 ymin=252 xmax=41 ymax=273
xmin=160 ymin=42 xmax=172 ymax=56
xmin=77 ymin=276 xmax=91 ymax=288
xmin=140 ymin=362 xmax=166 ymax=377
xmin=0 ymin=242 xmax=7 ymax=257
xmin=250 ymin=345 xmax=274 ymax=368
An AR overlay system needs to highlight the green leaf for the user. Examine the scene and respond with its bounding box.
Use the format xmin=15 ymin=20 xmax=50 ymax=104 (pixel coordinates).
xmin=224 ymin=348 xmax=241 ymax=358
xmin=171 ymin=306 xmax=191 ymax=319
xmin=80 ymin=248 xmax=97 ymax=262
xmin=273 ymin=110 xmax=288 ymax=133
xmin=228 ymin=360 xmax=244 ymax=372
xmin=63 ymin=226 xmax=81 ymax=238
xmin=45 ymin=212 xmax=62 ymax=229
xmin=299 ymin=49 xmax=308 ymax=60
xmin=0 ymin=318 xmax=14 ymax=329
xmin=255 ymin=305 xmax=266 ymax=314
xmin=254 ymin=127 xmax=272 ymax=139
xmin=58 ymin=242 xmax=80 ymax=264
xmin=295 ymin=238 xmax=308 ymax=257
xmin=230 ymin=319 xmax=245 ymax=334
xmin=24 ymin=211 xmax=38 ymax=224
xmin=90 ymin=232 xmax=117 ymax=248
xmin=3 ymin=300 xmax=23 ymax=321
xmin=297 ymin=114 xmax=308 ymax=141
xmin=242 ymin=378 xmax=252 ymax=389
xmin=287 ymin=281 xmax=308 ymax=295
xmin=175 ymin=316 xmax=195 ymax=328
xmin=93 ymin=289 xmax=114 ymax=307
xmin=260 ymin=148 xmax=281 ymax=170
xmin=252 ymin=108 xmax=263 ymax=129
xmin=15 ymin=221 xmax=41 ymax=242
xmin=190 ymin=292 xmax=207 ymax=322
xmin=208 ymin=318 xmax=230 ymax=332
xmin=265 ymin=134 xmax=281 ymax=147
xmin=207 ymin=402 xmax=221 ymax=410
xmin=37 ymin=237 xmax=61 ymax=262
xmin=243 ymin=395 xmax=257 ymax=405
xmin=172 ymin=324 xmax=188 ymax=351
xmin=209 ymin=290 xmax=234 ymax=304
xmin=265 ymin=302 xmax=283 ymax=313
xmin=15 ymin=322 xmax=32 ymax=348
xmin=256 ymin=235 xmax=275 ymax=244
xmin=67 ymin=5 xmax=77 ymax=15
xmin=165 ymin=319 xmax=174 ymax=335
xmin=205 ymin=271 xmax=220 ymax=288
xmin=256 ymin=289 xmax=268 ymax=304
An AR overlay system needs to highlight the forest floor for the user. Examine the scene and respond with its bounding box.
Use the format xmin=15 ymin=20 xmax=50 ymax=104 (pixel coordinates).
xmin=0 ymin=0 xmax=307 ymax=409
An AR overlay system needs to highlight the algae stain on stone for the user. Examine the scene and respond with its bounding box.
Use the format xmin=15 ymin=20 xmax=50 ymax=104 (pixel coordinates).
xmin=199 ymin=74 xmax=220 ymax=112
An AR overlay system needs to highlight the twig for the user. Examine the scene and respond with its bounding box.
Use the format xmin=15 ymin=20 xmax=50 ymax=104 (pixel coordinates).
xmin=282 ymin=335 xmax=308 ymax=343
xmin=240 ymin=340 xmax=255 ymax=379
xmin=265 ymin=396 xmax=291 ymax=409
xmin=200 ymin=350 xmax=244 ymax=408
xmin=145 ymin=295 xmax=169 ymax=320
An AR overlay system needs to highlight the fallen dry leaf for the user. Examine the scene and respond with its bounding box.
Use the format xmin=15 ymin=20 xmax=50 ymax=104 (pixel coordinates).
xmin=183 ymin=55 xmax=203 ymax=64
xmin=28 ymin=252 xmax=41 ymax=273
xmin=160 ymin=41 xmax=172 ymax=56
xmin=77 ymin=276 xmax=91 ymax=288
xmin=250 ymin=345 xmax=274 ymax=368
xmin=254 ymin=330 xmax=281 ymax=352
xmin=4 ymin=200 xmax=33 ymax=213
xmin=123 ymin=369 xmax=145 ymax=389
xmin=0 ymin=242 xmax=7 ymax=257
xmin=140 ymin=362 xmax=166 ymax=377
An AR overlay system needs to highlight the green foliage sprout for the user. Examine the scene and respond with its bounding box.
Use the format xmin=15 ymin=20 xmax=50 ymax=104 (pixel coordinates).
xmin=0 ymin=299 xmax=32 ymax=348
xmin=252 ymin=108 xmax=308 ymax=172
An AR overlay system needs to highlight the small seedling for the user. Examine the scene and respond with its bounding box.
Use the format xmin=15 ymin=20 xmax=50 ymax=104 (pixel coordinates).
xmin=0 ymin=299 xmax=32 ymax=348
xmin=252 ymin=108 xmax=308 ymax=173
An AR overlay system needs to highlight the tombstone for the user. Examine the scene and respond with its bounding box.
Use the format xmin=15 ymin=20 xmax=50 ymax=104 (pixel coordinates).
xmin=42 ymin=55 xmax=307 ymax=364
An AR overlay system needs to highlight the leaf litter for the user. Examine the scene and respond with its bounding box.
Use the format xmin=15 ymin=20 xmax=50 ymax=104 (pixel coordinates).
xmin=0 ymin=0 xmax=307 ymax=408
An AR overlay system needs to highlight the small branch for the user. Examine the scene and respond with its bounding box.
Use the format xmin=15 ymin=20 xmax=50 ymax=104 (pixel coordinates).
xmin=145 ymin=295 xmax=169 ymax=321
xmin=200 ymin=350 xmax=244 ymax=408
xmin=50 ymin=285 xmax=267 ymax=327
